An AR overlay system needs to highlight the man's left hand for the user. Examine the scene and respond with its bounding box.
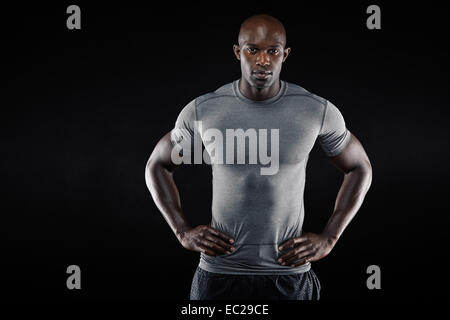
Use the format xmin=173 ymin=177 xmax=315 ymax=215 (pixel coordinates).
xmin=277 ymin=232 xmax=337 ymax=267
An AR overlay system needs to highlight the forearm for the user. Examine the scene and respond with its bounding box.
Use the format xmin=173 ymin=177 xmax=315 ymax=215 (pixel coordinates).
xmin=322 ymin=164 xmax=372 ymax=243
xmin=145 ymin=160 xmax=191 ymax=240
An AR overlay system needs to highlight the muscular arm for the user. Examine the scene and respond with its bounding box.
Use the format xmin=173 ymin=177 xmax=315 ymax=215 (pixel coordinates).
xmin=323 ymin=133 xmax=372 ymax=241
xmin=278 ymin=133 xmax=372 ymax=267
xmin=145 ymin=132 xmax=235 ymax=255
xmin=144 ymin=132 xmax=189 ymax=240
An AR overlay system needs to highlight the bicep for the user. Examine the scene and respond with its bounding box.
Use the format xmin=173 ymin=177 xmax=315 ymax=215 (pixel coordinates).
xmin=148 ymin=131 xmax=184 ymax=173
xmin=328 ymin=133 xmax=372 ymax=174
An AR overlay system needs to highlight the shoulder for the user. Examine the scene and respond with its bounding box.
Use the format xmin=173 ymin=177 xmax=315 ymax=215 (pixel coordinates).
xmin=194 ymin=81 xmax=235 ymax=107
xmin=284 ymin=81 xmax=328 ymax=107
xmin=176 ymin=82 xmax=234 ymax=120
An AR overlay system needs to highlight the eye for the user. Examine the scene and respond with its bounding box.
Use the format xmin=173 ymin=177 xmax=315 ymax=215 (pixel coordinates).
xmin=247 ymin=47 xmax=257 ymax=54
xmin=269 ymin=48 xmax=280 ymax=54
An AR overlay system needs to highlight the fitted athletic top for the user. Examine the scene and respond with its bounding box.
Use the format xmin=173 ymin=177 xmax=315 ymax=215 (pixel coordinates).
xmin=170 ymin=79 xmax=351 ymax=275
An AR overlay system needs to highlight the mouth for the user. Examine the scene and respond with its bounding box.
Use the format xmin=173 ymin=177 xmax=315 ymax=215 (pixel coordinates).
xmin=252 ymin=70 xmax=272 ymax=80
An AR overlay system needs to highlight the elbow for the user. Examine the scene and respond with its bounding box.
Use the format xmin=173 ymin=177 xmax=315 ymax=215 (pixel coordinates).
xmin=348 ymin=159 xmax=372 ymax=192
xmin=361 ymin=158 xmax=372 ymax=175
xmin=145 ymin=152 xmax=161 ymax=184
xmin=355 ymin=151 xmax=372 ymax=176
xmin=144 ymin=151 xmax=174 ymax=184
xmin=145 ymin=156 xmax=155 ymax=186
xmin=360 ymin=159 xmax=373 ymax=192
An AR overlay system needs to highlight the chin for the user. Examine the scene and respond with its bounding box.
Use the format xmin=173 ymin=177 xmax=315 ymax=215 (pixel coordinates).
xmin=250 ymin=78 xmax=272 ymax=89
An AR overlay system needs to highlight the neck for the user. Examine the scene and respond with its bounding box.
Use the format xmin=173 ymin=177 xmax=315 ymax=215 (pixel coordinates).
xmin=238 ymin=78 xmax=281 ymax=101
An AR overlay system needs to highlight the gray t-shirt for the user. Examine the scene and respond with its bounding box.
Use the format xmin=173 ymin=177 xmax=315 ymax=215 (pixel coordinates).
xmin=171 ymin=79 xmax=351 ymax=275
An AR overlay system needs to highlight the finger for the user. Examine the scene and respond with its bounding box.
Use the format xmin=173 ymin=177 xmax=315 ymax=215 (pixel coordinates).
xmin=278 ymin=244 xmax=311 ymax=261
xmin=290 ymin=254 xmax=314 ymax=268
xmin=199 ymin=238 xmax=228 ymax=254
xmin=278 ymin=237 xmax=309 ymax=251
xmin=194 ymin=238 xmax=217 ymax=256
xmin=277 ymin=248 xmax=298 ymax=264
xmin=278 ymin=246 xmax=311 ymax=265
xmin=198 ymin=245 xmax=216 ymax=256
xmin=204 ymin=234 xmax=234 ymax=253
xmin=284 ymin=249 xmax=313 ymax=265
xmin=207 ymin=227 xmax=235 ymax=244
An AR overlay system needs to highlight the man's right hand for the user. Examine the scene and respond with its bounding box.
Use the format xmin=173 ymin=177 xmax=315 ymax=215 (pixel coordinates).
xmin=177 ymin=225 xmax=235 ymax=256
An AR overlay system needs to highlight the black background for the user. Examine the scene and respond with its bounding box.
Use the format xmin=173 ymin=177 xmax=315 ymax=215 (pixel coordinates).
xmin=3 ymin=2 xmax=449 ymax=302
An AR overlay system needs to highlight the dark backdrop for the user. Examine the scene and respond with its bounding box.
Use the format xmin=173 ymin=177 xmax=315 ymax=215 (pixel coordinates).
xmin=3 ymin=2 xmax=449 ymax=301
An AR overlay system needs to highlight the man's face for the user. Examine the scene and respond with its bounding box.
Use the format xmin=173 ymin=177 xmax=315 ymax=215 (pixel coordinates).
xmin=234 ymin=29 xmax=290 ymax=89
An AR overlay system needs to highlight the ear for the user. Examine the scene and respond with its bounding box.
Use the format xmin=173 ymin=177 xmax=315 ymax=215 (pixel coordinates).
xmin=282 ymin=47 xmax=291 ymax=62
xmin=233 ymin=44 xmax=241 ymax=61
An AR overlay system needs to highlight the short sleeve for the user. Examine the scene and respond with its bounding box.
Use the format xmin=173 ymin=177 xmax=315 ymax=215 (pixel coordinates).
xmin=170 ymin=99 xmax=200 ymax=161
xmin=318 ymin=100 xmax=351 ymax=157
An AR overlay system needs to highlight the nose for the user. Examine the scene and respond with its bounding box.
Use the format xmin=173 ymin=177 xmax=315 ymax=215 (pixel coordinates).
xmin=255 ymin=51 xmax=270 ymax=67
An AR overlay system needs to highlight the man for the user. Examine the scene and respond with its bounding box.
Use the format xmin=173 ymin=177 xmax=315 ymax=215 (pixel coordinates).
xmin=145 ymin=14 xmax=372 ymax=300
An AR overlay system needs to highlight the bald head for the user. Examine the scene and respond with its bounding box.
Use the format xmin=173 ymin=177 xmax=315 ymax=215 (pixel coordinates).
xmin=233 ymin=14 xmax=291 ymax=92
xmin=238 ymin=14 xmax=287 ymax=48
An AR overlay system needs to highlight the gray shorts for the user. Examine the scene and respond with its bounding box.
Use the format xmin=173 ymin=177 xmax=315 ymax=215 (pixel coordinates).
xmin=190 ymin=266 xmax=321 ymax=300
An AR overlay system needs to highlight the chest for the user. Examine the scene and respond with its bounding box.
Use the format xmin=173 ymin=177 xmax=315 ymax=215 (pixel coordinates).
xmin=197 ymin=105 xmax=321 ymax=165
